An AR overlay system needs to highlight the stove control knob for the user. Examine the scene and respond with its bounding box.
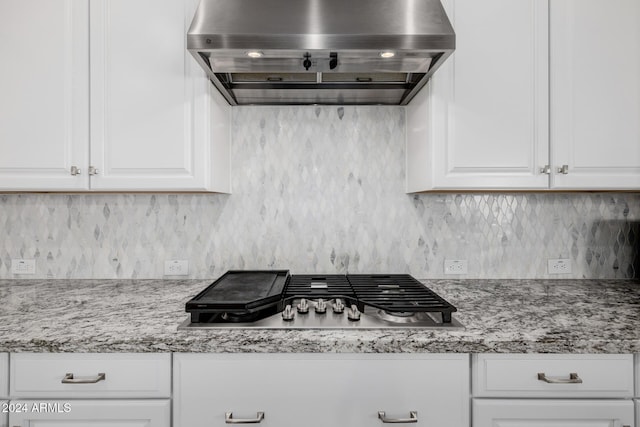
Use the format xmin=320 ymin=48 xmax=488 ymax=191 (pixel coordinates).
xmin=282 ymin=305 xmax=295 ymax=321
xmin=347 ymin=304 xmax=361 ymax=321
xmin=333 ymin=299 xmax=345 ymax=313
xmin=315 ymin=298 xmax=327 ymax=314
xmin=297 ymin=299 xmax=309 ymax=314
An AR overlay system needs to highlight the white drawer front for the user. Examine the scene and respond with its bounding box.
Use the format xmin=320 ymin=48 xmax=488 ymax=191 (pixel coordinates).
xmin=11 ymin=353 xmax=171 ymax=398
xmin=175 ymin=353 xmax=470 ymax=427
xmin=474 ymin=399 xmax=635 ymax=427
xmin=0 ymin=354 xmax=7 ymax=398
xmin=473 ymin=354 xmax=634 ymax=397
xmin=8 ymin=400 xmax=170 ymax=426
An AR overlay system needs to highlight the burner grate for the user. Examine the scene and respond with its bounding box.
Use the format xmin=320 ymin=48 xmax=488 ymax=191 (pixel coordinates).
xmin=347 ymin=274 xmax=457 ymax=323
xmin=284 ymin=275 xmax=356 ymax=303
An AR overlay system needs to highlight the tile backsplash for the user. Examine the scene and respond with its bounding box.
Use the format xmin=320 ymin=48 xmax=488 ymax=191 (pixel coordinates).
xmin=1 ymin=106 xmax=638 ymax=279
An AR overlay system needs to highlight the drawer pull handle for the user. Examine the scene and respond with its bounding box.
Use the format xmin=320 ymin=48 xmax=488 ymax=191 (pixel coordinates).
xmin=225 ymin=412 xmax=264 ymax=424
xmin=537 ymin=372 xmax=583 ymax=384
xmin=378 ymin=411 xmax=418 ymax=423
xmin=61 ymin=372 xmax=106 ymax=384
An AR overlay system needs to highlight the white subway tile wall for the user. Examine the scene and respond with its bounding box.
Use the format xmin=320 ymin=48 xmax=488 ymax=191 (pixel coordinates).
xmin=0 ymin=106 xmax=638 ymax=279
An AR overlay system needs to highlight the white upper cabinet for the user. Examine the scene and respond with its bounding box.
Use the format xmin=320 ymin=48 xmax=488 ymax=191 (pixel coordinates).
xmin=0 ymin=0 xmax=90 ymax=191
xmin=0 ymin=0 xmax=230 ymax=193
xmin=89 ymin=0 xmax=229 ymax=192
xmin=407 ymin=0 xmax=640 ymax=192
xmin=407 ymin=0 xmax=549 ymax=191
xmin=550 ymin=0 xmax=640 ymax=189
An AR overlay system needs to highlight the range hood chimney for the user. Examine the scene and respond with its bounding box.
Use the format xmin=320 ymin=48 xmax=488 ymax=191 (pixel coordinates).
xmin=187 ymin=0 xmax=455 ymax=106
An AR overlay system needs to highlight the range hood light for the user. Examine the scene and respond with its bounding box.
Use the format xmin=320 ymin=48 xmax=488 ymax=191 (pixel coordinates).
xmin=379 ymin=51 xmax=395 ymax=58
xmin=246 ymin=51 xmax=263 ymax=58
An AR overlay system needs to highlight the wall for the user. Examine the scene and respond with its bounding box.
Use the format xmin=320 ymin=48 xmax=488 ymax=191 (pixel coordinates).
xmin=0 ymin=106 xmax=638 ymax=279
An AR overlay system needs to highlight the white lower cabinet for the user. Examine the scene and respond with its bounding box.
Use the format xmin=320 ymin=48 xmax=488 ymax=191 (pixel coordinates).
xmin=8 ymin=400 xmax=170 ymax=426
xmin=474 ymin=399 xmax=634 ymax=427
xmin=636 ymin=354 xmax=639 ymax=427
xmin=10 ymin=353 xmax=171 ymax=398
xmin=472 ymin=354 xmax=635 ymax=427
xmin=473 ymin=354 xmax=634 ymax=398
xmin=1 ymin=355 xmax=6 ymax=427
xmin=7 ymin=354 xmax=170 ymax=426
xmin=174 ymin=353 xmax=470 ymax=427
xmin=0 ymin=354 xmax=7 ymax=398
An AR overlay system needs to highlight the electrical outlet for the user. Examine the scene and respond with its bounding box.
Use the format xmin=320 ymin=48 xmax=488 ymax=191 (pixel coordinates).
xmin=444 ymin=259 xmax=468 ymax=275
xmin=548 ymin=258 xmax=572 ymax=274
xmin=164 ymin=260 xmax=189 ymax=276
xmin=12 ymin=259 xmax=36 ymax=275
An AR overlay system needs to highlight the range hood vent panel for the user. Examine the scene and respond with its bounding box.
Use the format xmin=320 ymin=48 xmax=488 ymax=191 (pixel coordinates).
xmin=188 ymin=0 xmax=455 ymax=105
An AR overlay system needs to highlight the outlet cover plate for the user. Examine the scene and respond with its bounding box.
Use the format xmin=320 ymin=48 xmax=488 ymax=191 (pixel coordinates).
xmin=548 ymin=258 xmax=572 ymax=274
xmin=12 ymin=259 xmax=36 ymax=275
xmin=444 ymin=259 xmax=468 ymax=275
xmin=164 ymin=260 xmax=189 ymax=276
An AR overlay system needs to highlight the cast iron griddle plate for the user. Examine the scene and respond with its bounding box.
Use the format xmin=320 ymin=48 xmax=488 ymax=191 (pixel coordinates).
xmin=186 ymin=270 xmax=290 ymax=313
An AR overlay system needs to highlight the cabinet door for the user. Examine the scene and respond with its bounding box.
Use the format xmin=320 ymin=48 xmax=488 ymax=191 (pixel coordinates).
xmin=407 ymin=0 xmax=549 ymax=191
xmin=550 ymin=0 xmax=640 ymax=189
xmin=0 ymin=0 xmax=89 ymax=191
xmin=634 ymin=354 xmax=640 ymax=397
xmin=175 ymin=353 xmax=469 ymax=427
xmin=9 ymin=400 xmax=169 ymax=427
xmin=0 ymin=354 xmax=6 ymax=398
xmin=89 ymin=0 xmax=227 ymax=191
xmin=474 ymin=399 xmax=635 ymax=427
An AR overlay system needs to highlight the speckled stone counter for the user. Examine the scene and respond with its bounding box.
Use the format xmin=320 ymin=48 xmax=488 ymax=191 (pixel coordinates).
xmin=0 ymin=279 xmax=638 ymax=353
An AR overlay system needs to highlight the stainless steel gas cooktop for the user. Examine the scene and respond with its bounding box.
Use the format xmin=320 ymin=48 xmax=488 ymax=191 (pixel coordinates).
xmin=179 ymin=270 xmax=463 ymax=330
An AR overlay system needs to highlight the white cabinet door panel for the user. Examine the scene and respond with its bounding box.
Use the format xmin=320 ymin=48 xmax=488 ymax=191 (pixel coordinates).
xmin=550 ymin=0 xmax=640 ymax=189
xmin=474 ymin=399 xmax=635 ymax=427
xmin=89 ymin=0 xmax=210 ymax=191
xmin=0 ymin=354 xmax=7 ymax=398
xmin=635 ymin=354 xmax=639 ymax=398
xmin=175 ymin=353 xmax=469 ymax=427
xmin=420 ymin=0 xmax=549 ymax=190
xmin=8 ymin=400 xmax=169 ymax=427
xmin=0 ymin=0 xmax=89 ymax=190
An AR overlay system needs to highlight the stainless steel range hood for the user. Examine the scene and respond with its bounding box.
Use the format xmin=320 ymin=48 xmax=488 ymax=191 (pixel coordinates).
xmin=187 ymin=0 xmax=455 ymax=106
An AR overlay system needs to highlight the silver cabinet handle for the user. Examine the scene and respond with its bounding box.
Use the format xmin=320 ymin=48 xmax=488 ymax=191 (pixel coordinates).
xmin=70 ymin=166 xmax=81 ymax=176
xmin=225 ymin=412 xmax=264 ymax=424
xmin=378 ymin=411 xmax=418 ymax=423
xmin=61 ymin=372 xmax=106 ymax=384
xmin=540 ymin=165 xmax=551 ymax=174
xmin=88 ymin=166 xmax=99 ymax=175
xmin=557 ymin=164 xmax=569 ymax=174
xmin=537 ymin=372 xmax=582 ymax=384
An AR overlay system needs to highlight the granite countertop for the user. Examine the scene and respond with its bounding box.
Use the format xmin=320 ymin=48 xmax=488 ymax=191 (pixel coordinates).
xmin=0 ymin=279 xmax=638 ymax=353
